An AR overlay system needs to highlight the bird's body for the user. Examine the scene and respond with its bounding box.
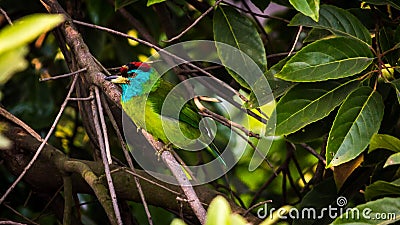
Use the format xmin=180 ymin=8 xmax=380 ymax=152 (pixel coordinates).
xmin=107 ymin=62 xmax=223 ymax=163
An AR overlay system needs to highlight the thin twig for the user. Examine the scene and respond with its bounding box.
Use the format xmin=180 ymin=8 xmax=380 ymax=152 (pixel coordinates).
xmin=39 ymin=68 xmax=87 ymax=82
xmin=243 ymin=200 xmax=272 ymax=216
xmin=101 ymin=97 xmax=154 ymax=225
xmin=164 ymin=0 xmax=223 ymax=43
xmin=0 ymin=74 xmax=79 ymax=205
xmin=0 ymin=7 xmax=13 ymax=25
xmin=267 ymin=51 xmax=296 ymax=59
xmin=221 ymin=1 xmax=290 ymax=23
xmin=288 ymin=26 xmax=302 ymax=56
xmin=92 ymin=87 xmax=123 ymax=225
xmin=121 ymin=169 xmax=182 ymax=196
xmin=68 ymin=96 xmax=94 ymax=101
xmin=0 ymin=221 xmax=26 ymax=225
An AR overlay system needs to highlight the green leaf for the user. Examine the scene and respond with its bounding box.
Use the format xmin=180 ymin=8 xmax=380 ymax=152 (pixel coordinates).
xmin=229 ymin=214 xmax=248 ymax=225
xmin=290 ymin=5 xmax=372 ymax=45
xmin=114 ymin=0 xmax=139 ymax=9
xmin=275 ymin=37 xmax=373 ymax=82
xmin=384 ymin=152 xmax=400 ymax=168
xmin=274 ymin=80 xmax=359 ymax=136
xmin=326 ymin=87 xmax=384 ymax=168
xmin=363 ymin=0 xmax=400 ymax=10
xmin=147 ymin=0 xmax=165 ymax=6
xmin=251 ymin=0 xmax=271 ymax=12
xmin=170 ymin=218 xmax=187 ymax=225
xmin=206 ymin=196 xmax=231 ymax=225
xmin=0 ymin=14 xmax=64 ymax=55
xmin=369 ymin=134 xmax=400 ymax=153
xmin=332 ymin=197 xmax=400 ymax=224
xmin=214 ymin=5 xmax=267 ymax=90
xmin=303 ymin=28 xmax=333 ymax=43
xmin=0 ymin=47 xmax=28 ymax=84
xmin=365 ymin=179 xmax=400 ymax=201
xmin=246 ymin=57 xmax=293 ymax=108
xmin=289 ymin=0 xmax=320 ymax=22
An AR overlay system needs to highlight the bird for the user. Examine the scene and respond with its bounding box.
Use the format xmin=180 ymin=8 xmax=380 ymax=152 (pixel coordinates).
xmin=105 ymin=61 xmax=225 ymax=166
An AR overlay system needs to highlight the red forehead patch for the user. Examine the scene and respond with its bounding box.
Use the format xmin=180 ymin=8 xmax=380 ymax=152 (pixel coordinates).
xmin=119 ymin=65 xmax=129 ymax=74
xmin=129 ymin=62 xmax=151 ymax=72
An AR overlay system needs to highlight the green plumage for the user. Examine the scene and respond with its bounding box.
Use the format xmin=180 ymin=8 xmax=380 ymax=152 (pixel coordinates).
xmin=107 ymin=62 xmax=224 ymax=165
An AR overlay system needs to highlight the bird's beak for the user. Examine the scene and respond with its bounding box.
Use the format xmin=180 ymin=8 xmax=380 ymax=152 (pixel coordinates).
xmin=105 ymin=75 xmax=129 ymax=84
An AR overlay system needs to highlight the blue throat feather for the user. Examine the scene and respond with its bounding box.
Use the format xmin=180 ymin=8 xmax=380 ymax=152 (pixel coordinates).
xmin=121 ymin=69 xmax=152 ymax=102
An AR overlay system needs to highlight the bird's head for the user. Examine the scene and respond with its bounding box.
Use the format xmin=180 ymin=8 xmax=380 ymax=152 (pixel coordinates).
xmin=106 ymin=62 xmax=157 ymax=102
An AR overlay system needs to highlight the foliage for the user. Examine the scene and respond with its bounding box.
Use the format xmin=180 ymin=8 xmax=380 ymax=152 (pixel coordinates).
xmin=0 ymin=0 xmax=400 ymax=225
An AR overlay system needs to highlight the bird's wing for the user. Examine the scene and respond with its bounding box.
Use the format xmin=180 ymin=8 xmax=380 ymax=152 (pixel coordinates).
xmin=147 ymin=79 xmax=201 ymax=128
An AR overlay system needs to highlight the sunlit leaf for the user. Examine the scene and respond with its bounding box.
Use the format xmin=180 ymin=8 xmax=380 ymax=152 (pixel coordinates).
xmin=170 ymin=218 xmax=188 ymax=225
xmin=289 ymin=0 xmax=320 ymax=22
xmin=0 ymin=47 xmax=28 ymax=84
xmin=0 ymin=14 xmax=64 ymax=55
xmin=384 ymin=152 xmax=400 ymax=168
xmin=369 ymin=134 xmax=400 ymax=153
xmin=326 ymin=87 xmax=384 ymax=168
xmin=290 ymin=5 xmax=372 ymax=45
xmin=205 ymin=196 xmax=230 ymax=225
xmin=274 ymin=80 xmax=359 ymax=135
xmin=147 ymin=0 xmax=165 ymax=6
xmin=275 ymin=37 xmax=373 ymax=82
xmin=332 ymin=197 xmax=400 ymax=224
xmin=214 ymin=5 xmax=267 ymax=89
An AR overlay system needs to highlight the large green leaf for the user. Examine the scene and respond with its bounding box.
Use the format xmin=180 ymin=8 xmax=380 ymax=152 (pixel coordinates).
xmin=289 ymin=0 xmax=320 ymax=22
xmin=290 ymin=5 xmax=372 ymax=45
xmin=0 ymin=14 xmax=64 ymax=55
xmin=275 ymin=37 xmax=373 ymax=82
xmin=214 ymin=5 xmax=267 ymax=90
xmin=326 ymin=87 xmax=384 ymax=168
xmin=365 ymin=179 xmax=400 ymax=201
xmin=274 ymin=80 xmax=359 ymax=136
xmin=369 ymin=134 xmax=400 ymax=153
xmin=332 ymin=197 xmax=400 ymax=224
